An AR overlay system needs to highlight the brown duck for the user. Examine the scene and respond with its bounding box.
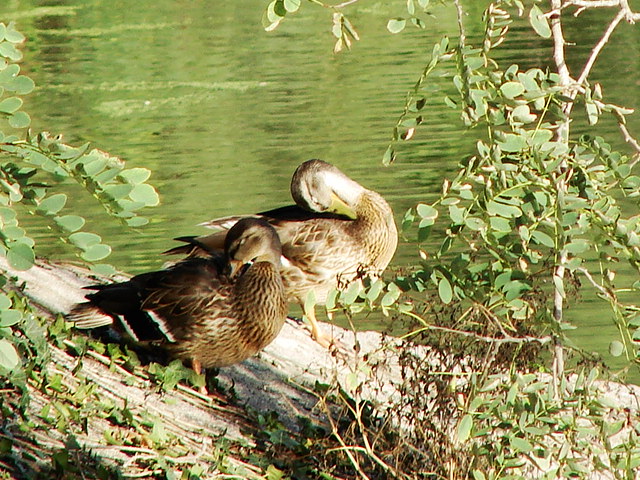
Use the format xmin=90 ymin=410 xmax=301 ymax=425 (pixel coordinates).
xmin=68 ymin=218 xmax=287 ymax=374
xmin=166 ymin=159 xmax=398 ymax=347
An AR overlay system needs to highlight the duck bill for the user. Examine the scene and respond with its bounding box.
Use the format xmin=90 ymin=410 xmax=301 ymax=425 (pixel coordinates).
xmin=226 ymin=259 xmax=244 ymax=278
xmin=329 ymin=193 xmax=357 ymax=219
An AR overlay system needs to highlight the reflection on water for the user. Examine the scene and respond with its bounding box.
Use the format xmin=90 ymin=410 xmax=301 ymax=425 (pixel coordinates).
xmin=1 ymin=0 xmax=639 ymax=379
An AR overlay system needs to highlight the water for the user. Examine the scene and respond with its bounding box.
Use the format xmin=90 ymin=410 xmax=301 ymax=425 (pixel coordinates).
xmin=2 ymin=0 xmax=639 ymax=379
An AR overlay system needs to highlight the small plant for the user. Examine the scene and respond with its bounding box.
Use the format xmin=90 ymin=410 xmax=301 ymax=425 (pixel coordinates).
xmin=0 ymin=21 xmax=159 ymax=383
xmin=264 ymin=0 xmax=640 ymax=478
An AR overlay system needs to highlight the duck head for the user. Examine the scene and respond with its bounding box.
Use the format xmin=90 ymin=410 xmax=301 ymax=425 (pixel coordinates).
xmin=224 ymin=218 xmax=282 ymax=278
xmin=290 ymin=159 xmax=362 ymax=220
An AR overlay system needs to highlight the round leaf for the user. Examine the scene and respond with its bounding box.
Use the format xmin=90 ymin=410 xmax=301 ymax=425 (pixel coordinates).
xmin=529 ymin=5 xmax=551 ymax=38
xmin=129 ymin=184 xmax=159 ymax=207
xmin=387 ymin=18 xmax=406 ymax=34
xmin=81 ymin=244 xmax=112 ymax=262
xmin=119 ymin=167 xmax=151 ymax=185
xmin=8 ymin=111 xmax=30 ymax=128
xmin=0 ymin=294 xmax=11 ymax=310
xmin=284 ymin=0 xmax=300 ymax=13
xmin=0 ymin=338 xmax=20 ymax=371
xmin=0 ymin=309 xmax=22 ymax=327
xmin=7 ymin=242 xmax=34 ymax=271
xmin=438 ymin=277 xmax=453 ymax=304
xmin=0 ymin=42 xmax=21 ymax=61
xmin=105 ymin=184 xmax=134 ymax=200
xmin=456 ymin=414 xmax=473 ymax=443
xmin=126 ymin=217 xmax=149 ymax=227
xmin=37 ymin=193 xmax=67 ymax=215
xmin=4 ymin=26 xmax=25 ymax=44
xmin=11 ymin=75 xmax=35 ymax=95
xmin=496 ymin=133 xmax=527 ymax=152
xmin=609 ymin=340 xmax=624 ymax=357
xmin=54 ymin=215 xmax=85 ymax=232
xmin=0 ymin=97 xmax=22 ymax=113
xmin=69 ymin=232 xmax=102 ymax=249
xmin=500 ymin=81 xmax=525 ymax=99
xmin=487 ymin=200 xmax=522 ymax=218
xmin=417 ymin=203 xmax=438 ymax=221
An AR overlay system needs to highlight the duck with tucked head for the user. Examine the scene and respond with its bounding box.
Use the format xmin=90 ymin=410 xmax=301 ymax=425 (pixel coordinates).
xmin=167 ymin=159 xmax=398 ymax=348
xmin=68 ymin=218 xmax=287 ymax=376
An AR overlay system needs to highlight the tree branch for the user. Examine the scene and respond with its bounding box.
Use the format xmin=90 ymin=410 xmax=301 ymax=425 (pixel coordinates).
xmin=577 ymin=9 xmax=625 ymax=84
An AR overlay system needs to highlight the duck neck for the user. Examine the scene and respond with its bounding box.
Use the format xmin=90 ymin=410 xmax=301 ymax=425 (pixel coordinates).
xmin=353 ymin=190 xmax=395 ymax=232
xmin=234 ymin=263 xmax=286 ymax=340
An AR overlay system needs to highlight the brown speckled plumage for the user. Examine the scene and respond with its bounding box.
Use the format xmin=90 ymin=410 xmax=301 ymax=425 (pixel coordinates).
xmin=68 ymin=218 xmax=287 ymax=370
xmin=166 ymin=160 xmax=398 ymax=346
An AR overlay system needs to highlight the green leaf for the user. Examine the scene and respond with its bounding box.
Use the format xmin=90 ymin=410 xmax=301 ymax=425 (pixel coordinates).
xmin=263 ymin=0 xmax=285 ymax=31
xmin=382 ymin=146 xmax=396 ymax=165
xmin=416 ymin=203 xmax=438 ymax=221
xmin=341 ymin=281 xmax=361 ymax=305
xmin=0 ymin=96 xmax=22 ymax=113
xmin=486 ymin=200 xmax=522 ymax=218
xmin=472 ymin=471 xmax=486 ymax=480
xmin=464 ymin=217 xmax=485 ymax=231
xmin=0 ymin=309 xmax=21 ymax=327
xmin=54 ymin=215 xmax=85 ymax=232
xmin=105 ymin=184 xmax=134 ymax=200
xmin=4 ymin=25 xmax=25 ymax=44
xmin=37 ymin=193 xmax=67 ymax=215
xmin=81 ymin=157 xmax=107 ymax=176
xmin=8 ymin=111 xmax=30 ymax=128
xmin=7 ymin=242 xmax=34 ymax=271
xmin=2 ymin=226 xmax=25 ymax=240
xmin=126 ymin=217 xmax=149 ymax=227
xmin=496 ymin=133 xmax=527 ymax=152
xmin=438 ymin=277 xmax=453 ymax=304
xmin=129 ymin=184 xmax=159 ymax=207
xmin=585 ymin=100 xmax=599 ymax=125
xmin=0 ymin=41 xmax=21 ymax=61
xmin=456 ymin=414 xmax=473 ymax=443
xmin=119 ymin=167 xmax=151 ymax=185
xmin=500 ymin=81 xmax=525 ymax=99
xmin=68 ymin=232 xmax=101 ymax=249
xmin=565 ymin=239 xmax=589 ymax=254
xmin=531 ymin=230 xmax=554 ymax=248
xmin=284 ymin=0 xmax=300 ymax=13
xmin=609 ymin=340 xmax=624 ymax=357
xmin=11 ymin=75 xmax=35 ymax=95
xmin=448 ymin=205 xmax=465 ymax=224
xmin=387 ymin=18 xmax=406 ymax=34
xmin=81 ymin=244 xmax=112 ymax=262
xmin=0 ymin=338 xmax=20 ymax=371
xmin=510 ymin=436 xmax=533 ymax=452
xmin=512 ymin=104 xmax=536 ymax=124
xmin=381 ymin=284 xmax=400 ymax=307
xmin=0 ymin=294 xmax=11 ymax=310
xmin=529 ymin=5 xmax=551 ymax=38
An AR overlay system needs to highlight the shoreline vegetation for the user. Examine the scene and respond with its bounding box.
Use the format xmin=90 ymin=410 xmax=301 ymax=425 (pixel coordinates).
xmin=2 ymin=0 xmax=640 ymax=476
xmin=0 ymin=256 xmax=640 ymax=479
xmin=1 ymin=257 xmax=639 ymax=479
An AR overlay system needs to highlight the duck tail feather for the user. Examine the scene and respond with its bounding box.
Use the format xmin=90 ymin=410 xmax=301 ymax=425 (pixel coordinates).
xmin=198 ymin=215 xmax=245 ymax=230
xmin=67 ymin=303 xmax=115 ymax=329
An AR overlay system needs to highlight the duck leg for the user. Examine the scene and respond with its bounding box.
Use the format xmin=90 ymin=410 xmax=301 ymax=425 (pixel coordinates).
xmin=304 ymin=304 xmax=333 ymax=349
xmin=302 ymin=302 xmax=352 ymax=357
xmin=190 ymin=358 xmax=208 ymax=395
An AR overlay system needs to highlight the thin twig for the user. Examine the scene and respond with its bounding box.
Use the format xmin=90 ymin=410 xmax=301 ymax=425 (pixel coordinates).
xmin=399 ymin=320 xmax=553 ymax=346
xmin=453 ymin=0 xmax=466 ymax=47
xmin=577 ymin=9 xmax=625 ymax=84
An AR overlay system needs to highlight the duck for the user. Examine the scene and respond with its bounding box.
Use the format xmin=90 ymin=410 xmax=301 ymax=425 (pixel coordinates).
xmin=67 ymin=218 xmax=287 ymax=375
xmin=166 ymin=159 xmax=398 ymax=348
